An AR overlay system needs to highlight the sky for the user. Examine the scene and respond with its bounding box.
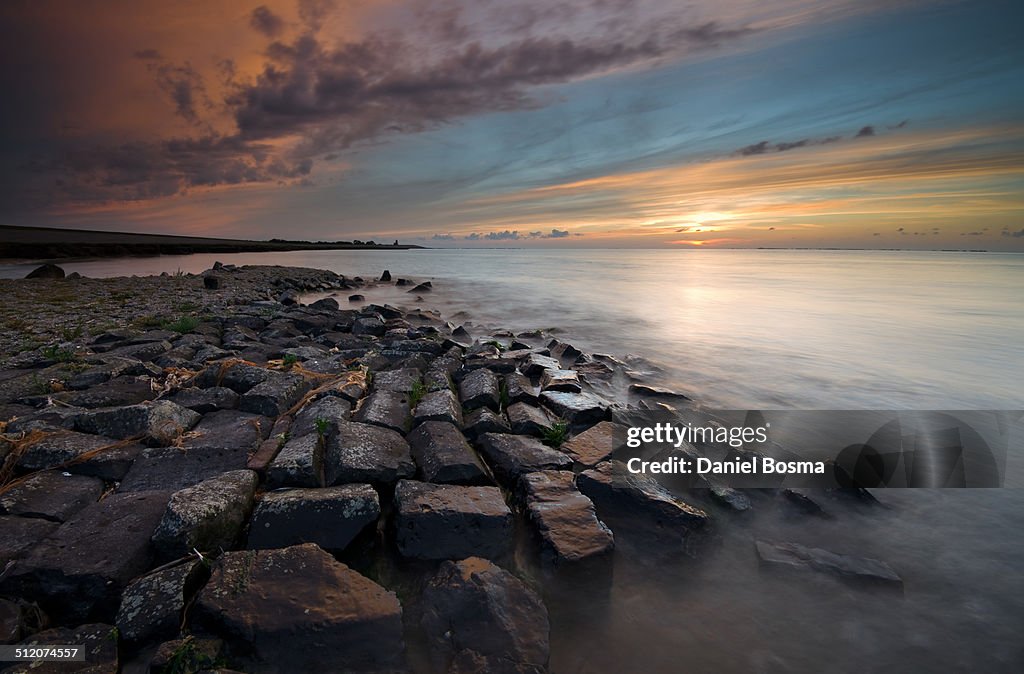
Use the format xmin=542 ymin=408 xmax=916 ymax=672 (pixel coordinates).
xmin=1 ymin=0 xmax=1022 ymax=249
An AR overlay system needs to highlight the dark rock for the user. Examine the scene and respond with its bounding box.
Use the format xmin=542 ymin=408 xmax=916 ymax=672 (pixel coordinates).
xmin=182 ymin=409 xmax=270 ymax=452
xmin=372 ymin=367 xmax=421 ymax=393
xmin=379 ymin=270 xmax=392 ymax=282
xmin=151 ymin=470 xmax=259 ymax=560
xmin=309 ymin=296 xmax=339 ymax=310
xmin=105 ymin=339 xmax=173 ymax=362
xmin=149 ymin=637 xmax=224 ymax=674
xmin=117 ymin=444 xmax=249 ymax=493
xmin=407 ymin=421 xmax=489 ymax=485
xmin=504 ymin=372 xmax=538 ymax=405
xmin=170 ymin=386 xmax=239 ymax=414
xmin=325 ymin=421 xmax=415 ymax=485
xmin=116 ymin=560 xmax=206 ymax=643
xmin=0 ymin=491 xmax=171 ymax=623
xmin=352 ymin=390 xmax=412 ymax=434
xmin=413 ymin=388 xmax=463 ymax=427
xmin=0 ymin=516 xmax=59 ymax=566
xmin=408 ymin=281 xmax=432 ymax=292
xmin=0 ymin=598 xmax=27 ymax=644
xmin=421 ymin=557 xmax=549 ymax=673
xmin=459 ymin=368 xmax=500 ymax=412
xmin=396 ymin=278 xmax=412 ymax=286
xmin=204 ymin=275 xmax=221 ymax=289
xmin=196 ymin=363 xmax=274 ymax=393
xmin=755 ymin=540 xmax=903 ymax=589
xmin=239 ymin=372 xmax=311 ymax=418
xmin=352 ymin=316 xmax=385 ymax=336
xmin=539 ymin=368 xmax=582 ymax=393
xmin=48 ymin=376 xmax=157 ymax=409
xmin=266 ymin=433 xmax=323 ymax=488
xmin=561 ymin=421 xmax=624 ymax=468
xmin=518 ymin=471 xmax=614 ymax=566
xmin=25 ymin=264 xmax=65 ymax=279
xmin=73 ymin=400 xmax=200 ymax=445
xmin=349 ymin=294 xmax=365 ymax=302
xmin=476 ymin=433 xmax=573 ymax=486
xmin=576 ymin=461 xmax=708 ymax=543
xmin=505 ymin=402 xmax=554 ymax=437
xmin=709 ymin=484 xmax=752 ymax=511
xmin=462 ymin=407 xmax=510 ymax=441
xmin=629 ymin=383 xmax=690 ymax=400
xmin=522 ymin=354 xmax=560 ymax=377
xmin=248 ymin=484 xmax=380 ymax=550
xmin=394 ymin=480 xmax=512 ymax=560
xmin=549 ymin=341 xmax=582 ymax=361
xmin=540 ymin=391 xmax=608 ymax=427
xmin=279 ymin=290 xmax=299 ymax=305
xmin=292 ymin=395 xmax=351 ymax=437
xmin=16 ymin=428 xmax=143 ymax=481
xmin=194 ymin=544 xmax=404 ymax=672
xmin=0 ymin=472 xmax=103 ymax=523
xmin=8 ymin=623 xmax=118 ymax=672
xmin=246 ymin=417 xmax=290 ymax=476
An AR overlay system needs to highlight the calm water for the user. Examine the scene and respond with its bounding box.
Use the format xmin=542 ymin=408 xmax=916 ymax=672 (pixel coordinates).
xmin=4 ymin=248 xmax=1023 ymax=671
xmin=5 ymin=248 xmax=1022 ymax=409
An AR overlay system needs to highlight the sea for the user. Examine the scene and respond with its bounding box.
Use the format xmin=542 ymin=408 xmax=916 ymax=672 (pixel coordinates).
xmin=2 ymin=248 xmax=1022 ymax=671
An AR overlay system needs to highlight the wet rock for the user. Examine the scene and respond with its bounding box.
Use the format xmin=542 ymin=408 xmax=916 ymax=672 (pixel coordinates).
xmin=352 ymin=390 xmax=412 ymax=434
xmin=8 ymin=623 xmax=118 ymax=673
xmin=549 ymin=341 xmax=582 ymax=361
xmin=462 ymin=407 xmax=510 ymax=441
xmin=170 ymin=386 xmax=240 ymax=414
xmin=628 ymin=383 xmax=690 ymax=400
xmin=309 ymin=296 xmax=339 ymax=311
xmin=0 ymin=490 xmax=171 ymax=623
xmin=407 ymin=421 xmax=489 ymax=485
xmin=266 ymin=433 xmax=323 ymax=488
xmin=116 ymin=560 xmax=206 ymax=643
xmin=352 ymin=316 xmax=385 ymax=336
xmin=105 ymin=339 xmax=173 ymax=362
xmin=239 ymin=372 xmax=311 ymax=417
xmin=292 ymin=395 xmax=351 ymax=437
xmin=194 ymin=544 xmax=404 ymax=672
xmin=709 ymin=484 xmax=752 ymax=511
xmin=413 ymin=388 xmax=463 ymax=427
xmin=380 ymin=270 xmax=392 ymax=282
xmin=539 ymin=391 xmax=608 ymax=428
xmin=149 ymin=637 xmax=225 ymax=674
xmin=48 ymin=376 xmax=157 ymax=409
xmin=73 ymin=400 xmax=201 ymax=446
xmin=349 ymin=294 xmax=365 ymax=302
xmin=195 ymin=362 xmax=273 ymax=394
xmin=506 ymin=402 xmax=554 ymax=437
xmin=0 ymin=472 xmax=103 ymax=523
xmin=248 ymin=484 xmax=380 ymax=550
xmin=421 ymin=557 xmax=549 ymax=673
xmin=325 ymin=421 xmax=415 ymax=485
xmin=372 ymin=367 xmax=421 ymax=393
xmin=539 ymin=368 xmax=582 ymax=393
xmin=0 ymin=598 xmax=27 ymax=644
xmin=151 ymin=470 xmax=259 ymax=560
xmin=477 ymin=433 xmax=573 ymax=486
xmin=409 ymin=281 xmax=432 ymax=292
xmin=561 ymin=421 xmax=624 ymax=468
xmin=396 ymin=278 xmax=412 ymax=286
xmin=182 ymin=409 xmax=270 ymax=453
xmin=394 ymin=480 xmax=512 ymax=560
xmin=118 ymin=443 xmax=249 ymax=493
xmin=782 ymin=488 xmax=830 ymax=517
xmin=25 ymin=263 xmax=66 ymax=279
xmin=459 ymin=368 xmax=500 ymax=412
xmin=576 ymin=461 xmax=708 ymax=541
xmin=519 ymin=470 xmax=614 ymax=566
xmin=755 ymin=540 xmax=903 ymax=589
xmin=16 ymin=428 xmax=143 ymax=481
xmin=0 ymin=516 xmax=59 ymax=566
xmin=522 ymin=353 xmax=560 ymax=378
xmin=504 ymin=372 xmax=538 ymax=405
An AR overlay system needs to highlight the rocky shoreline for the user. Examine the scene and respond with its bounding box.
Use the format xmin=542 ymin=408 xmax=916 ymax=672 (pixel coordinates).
xmin=0 ymin=264 xmax=898 ymax=673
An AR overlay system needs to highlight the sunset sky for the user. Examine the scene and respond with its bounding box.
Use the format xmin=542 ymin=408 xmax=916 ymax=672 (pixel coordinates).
xmin=1 ymin=0 xmax=1022 ymax=249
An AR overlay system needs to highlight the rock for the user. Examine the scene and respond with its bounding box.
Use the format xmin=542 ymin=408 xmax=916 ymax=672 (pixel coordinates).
xmin=279 ymin=290 xmax=299 ymax=305
xmin=782 ymin=488 xmax=830 ymax=517
xmin=628 ymin=383 xmax=690 ymax=399
xmin=149 ymin=637 xmax=225 ymax=674
xmin=755 ymin=540 xmax=903 ymax=589
xmin=25 ymin=263 xmax=65 ymax=279
xmin=396 ymin=278 xmax=412 ymax=286
xmin=462 ymin=407 xmax=510 ymax=441
xmin=8 ymin=623 xmax=118 ymax=672
xmin=413 ymin=388 xmax=463 ymax=427
xmin=394 ymin=481 xmax=512 ymax=560
xmin=105 ymin=339 xmax=173 ymax=362
xmin=0 ymin=490 xmax=171 ymax=623
xmin=0 ymin=516 xmax=59 ymax=566
xmin=549 ymin=341 xmax=582 ymax=361
xmin=709 ymin=484 xmax=752 ymax=511
xmin=349 ymin=294 xmax=366 ymax=302
xmin=248 ymin=485 xmax=380 ymax=550
xmin=504 ymin=372 xmax=538 ymax=405
xmin=324 ymin=421 xmax=415 ymax=485
xmin=576 ymin=462 xmax=708 ymax=543
xmin=522 ymin=353 xmax=560 ymax=378
xmin=540 ymin=391 xmax=608 ymax=428
xmin=459 ymin=368 xmax=500 ymax=412
xmin=0 ymin=598 xmax=27 ymax=644
xmin=408 ymin=281 xmax=432 ymax=292
xmin=379 ymin=270 xmax=392 ymax=282
xmin=196 ymin=363 xmax=273 ymax=393
xmin=170 ymin=386 xmax=240 ymax=414
xmin=204 ymin=275 xmax=221 ymax=289
xmin=151 ymin=470 xmax=259 ymax=561
xmin=73 ymin=400 xmax=201 ymax=446
xmin=0 ymin=472 xmax=103 ymax=522
xmin=116 ymin=560 xmax=206 ymax=643
xmin=266 ymin=433 xmax=323 ymax=488
xmin=421 ymin=558 xmax=549 ymax=673
xmin=505 ymin=402 xmax=554 ymax=436
xmin=372 ymin=367 xmax=421 ymax=393
xmin=239 ymin=372 xmax=311 ymax=417
xmin=182 ymin=409 xmax=270 ymax=453
xmin=292 ymin=395 xmax=351 ymax=437
xmin=352 ymin=390 xmax=412 ymax=434
xmin=16 ymin=428 xmax=143 ymax=481
xmin=352 ymin=316 xmax=385 ymax=336
xmin=539 ymin=368 xmax=582 ymax=393
xmin=407 ymin=421 xmax=489 ymax=485
xmin=561 ymin=421 xmax=624 ymax=468
xmin=117 ymin=443 xmax=249 ymax=493
xmin=309 ymin=296 xmax=339 ymax=310
xmin=48 ymin=376 xmax=157 ymax=409
xmin=194 ymin=544 xmax=404 ymax=672
xmin=476 ymin=433 xmax=573 ymax=486
xmin=519 ymin=470 xmax=614 ymax=566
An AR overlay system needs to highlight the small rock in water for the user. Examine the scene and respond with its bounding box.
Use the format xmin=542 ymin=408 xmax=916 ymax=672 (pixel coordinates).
xmin=379 ymin=269 xmax=392 ymax=282
xmin=755 ymin=540 xmax=903 ymax=590
xmin=25 ymin=263 xmax=65 ymax=279
xmin=349 ymin=294 xmax=365 ymax=302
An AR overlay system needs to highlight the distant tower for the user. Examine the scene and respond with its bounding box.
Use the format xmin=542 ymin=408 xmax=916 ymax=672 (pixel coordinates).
xmin=394 ymin=239 xmax=399 ymax=246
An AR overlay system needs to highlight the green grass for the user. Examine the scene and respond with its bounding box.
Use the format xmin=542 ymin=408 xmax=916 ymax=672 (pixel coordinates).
xmin=409 ymin=380 xmax=426 ymax=408
xmin=164 ymin=315 xmax=200 ymax=334
xmin=60 ymin=324 xmax=83 ymax=341
xmin=282 ymin=353 xmax=299 ymax=368
xmin=314 ymin=417 xmax=330 ymax=438
xmin=41 ymin=344 xmax=79 ymax=363
xmin=541 ymin=420 xmax=570 ymax=448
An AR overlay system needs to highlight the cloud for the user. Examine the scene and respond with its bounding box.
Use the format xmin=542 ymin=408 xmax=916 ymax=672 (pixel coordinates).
xmin=464 ymin=232 xmax=481 ymax=240
xmin=432 ymin=233 xmax=455 ymax=240
xmin=250 ymin=6 xmax=285 ymax=38
xmin=736 ymin=134 xmax=843 ymax=156
xmin=856 ymin=125 xmax=875 ymax=137
xmin=150 ymin=61 xmax=209 ymax=126
xmin=548 ymin=228 xmax=569 ymax=237
xmin=961 ymin=231 xmax=984 ymax=236
xmin=1001 ymin=228 xmax=1024 ymax=238
xmin=485 ymin=230 xmax=521 ymax=240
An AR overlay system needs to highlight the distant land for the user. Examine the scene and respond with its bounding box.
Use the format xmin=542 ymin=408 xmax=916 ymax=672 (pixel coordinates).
xmin=0 ymin=225 xmax=424 ymax=261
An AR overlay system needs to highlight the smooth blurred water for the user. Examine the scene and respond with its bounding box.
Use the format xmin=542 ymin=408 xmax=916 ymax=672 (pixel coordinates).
xmin=5 ymin=248 xmax=1021 ymax=409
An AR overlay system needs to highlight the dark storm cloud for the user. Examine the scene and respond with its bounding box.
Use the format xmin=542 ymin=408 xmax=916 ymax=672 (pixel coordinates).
xmin=150 ymin=61 xmax=209 ymax=126
xmin=250 ymin=6 xmax=286 ymax=38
